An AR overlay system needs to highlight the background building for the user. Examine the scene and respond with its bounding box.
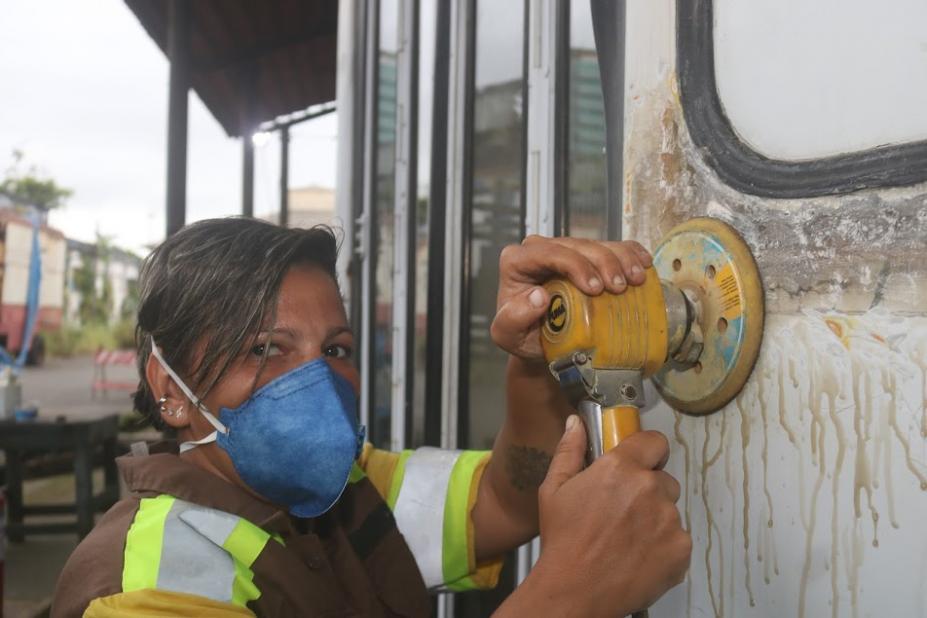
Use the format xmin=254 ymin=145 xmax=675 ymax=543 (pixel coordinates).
xmin=261 ymin=185 xmax=336 ymax=229
xmin=64 ymin=239 xmax=140 ymax=326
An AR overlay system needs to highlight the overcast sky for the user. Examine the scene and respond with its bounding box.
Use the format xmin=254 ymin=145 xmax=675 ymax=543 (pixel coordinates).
xmin=0 ymin=0 xmax=338 ymax=256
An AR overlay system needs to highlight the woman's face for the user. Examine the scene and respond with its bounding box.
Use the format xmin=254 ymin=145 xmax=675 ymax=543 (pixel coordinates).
xmin=157 ymin=262 xmax=358 ymax=499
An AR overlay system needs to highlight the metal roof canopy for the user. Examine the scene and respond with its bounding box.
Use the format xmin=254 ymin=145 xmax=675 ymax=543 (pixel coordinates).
xmin=126 ymin=0 xmax=337 ymax=138
xmin=125 ymin=0 xmax=338 ymax=236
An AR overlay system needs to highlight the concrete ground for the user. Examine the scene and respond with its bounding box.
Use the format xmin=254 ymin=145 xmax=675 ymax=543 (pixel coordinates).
xmin=19 ymin=354 xmax=137 ymax=421
xmin=4 ymin=355 xmax=141 ymax=615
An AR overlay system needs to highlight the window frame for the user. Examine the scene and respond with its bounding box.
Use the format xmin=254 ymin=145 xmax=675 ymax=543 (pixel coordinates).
xmin=455 ymin=0 xmax=530 ymax=448
xmin=452 ymin=0 xmax=530 ymax=612
xmin=422 ymin=0 xmax=452 ymax=448
xmin=677 ymin=0 xmax=927 ymax=198
xmin=589 ymin=0 xmax=625 ymax=240
xmin=358 ymin=0 xmax=379 ymax=433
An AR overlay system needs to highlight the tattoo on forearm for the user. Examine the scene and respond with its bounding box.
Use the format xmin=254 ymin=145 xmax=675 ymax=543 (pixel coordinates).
xmin=505 ymin=446 xmax=553 ymax=491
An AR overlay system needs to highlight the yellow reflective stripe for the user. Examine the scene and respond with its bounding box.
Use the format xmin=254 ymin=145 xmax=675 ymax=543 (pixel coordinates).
xmin=363 ymin=448 xmax=402 ymax=499
xmin=348 ymin=462 xmax=366 ymax=484
xmin=122 ymin=495 xmax=175 ymax=592
xmin=463 ymin=453 xmax=504 ymax=591
xmin=442 ymin=451 xmax=491 ymax=591
xmin=222 ymin=518 xmax=270 ymax=567
xmin=222 ymin=517 xmax=270 ymax=607
xmin=230 ymin=558 xmax=261 ymax=608
xmin=386 ymin=449 xmax=414 ymax=510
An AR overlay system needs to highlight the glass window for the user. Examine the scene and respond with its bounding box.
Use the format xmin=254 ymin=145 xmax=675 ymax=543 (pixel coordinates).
xmin=371 ymin=0 xmax=399 ymax=445
xmin=714 ymin=0 xmax=927 ymax=160
xmin=566 ymin=0 xmax=607 ymax=240
xmin=459 ymin=3 xmax=526 ymax=614
xmin=464 ymin=0 xmax=526 ymax=451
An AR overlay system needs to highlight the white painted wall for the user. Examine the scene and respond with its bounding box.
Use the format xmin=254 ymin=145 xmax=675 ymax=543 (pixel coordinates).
xmin=2 ymin=222 xmax=65 ymax=310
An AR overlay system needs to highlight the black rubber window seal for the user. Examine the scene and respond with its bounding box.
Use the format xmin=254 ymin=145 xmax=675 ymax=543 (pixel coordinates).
xmin=677 ymin=0 xmax=927 ymax=199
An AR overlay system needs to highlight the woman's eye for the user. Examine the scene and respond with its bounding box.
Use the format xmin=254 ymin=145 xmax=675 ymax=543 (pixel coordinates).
xmin=324 ymin=344 xmax=352 ymax=360
xmin=250 ymin=343 xmax=283 ymax=357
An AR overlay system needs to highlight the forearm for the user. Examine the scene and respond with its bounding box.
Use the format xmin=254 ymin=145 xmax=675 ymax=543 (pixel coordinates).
xmin=493 ymin=557 xmax=629 ymax=618
xmin=472 ymin=355 xmax=573 ymax=559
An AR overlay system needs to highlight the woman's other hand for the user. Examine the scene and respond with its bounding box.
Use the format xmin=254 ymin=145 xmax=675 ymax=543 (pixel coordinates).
xmin=494 ymin=417 xmax=691 ymax=617
xmin=490 ymin=236 xmax=653 ymax=361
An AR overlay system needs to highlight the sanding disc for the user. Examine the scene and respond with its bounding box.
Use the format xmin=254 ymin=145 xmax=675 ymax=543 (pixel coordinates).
xmin=651 ymin=218 xmax=765 ymax=415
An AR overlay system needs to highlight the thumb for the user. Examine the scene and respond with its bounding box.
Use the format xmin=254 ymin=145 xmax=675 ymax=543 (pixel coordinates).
xmin=542 ymin=415 xmax=587 ymax=493
xmin=491 ymin=286 xmax=550 ymax=354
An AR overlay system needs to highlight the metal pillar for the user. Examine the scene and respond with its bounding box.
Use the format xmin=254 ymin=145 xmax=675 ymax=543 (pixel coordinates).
xmin=279 ymin=125 xmax=289 ymax=227
xmin=242 ymin=132 xmax=254 ymax=217
xmin=165 ymin=0 xmax=190 ymax=237
xmin=241 ymin=69 xmax=258 ymax=218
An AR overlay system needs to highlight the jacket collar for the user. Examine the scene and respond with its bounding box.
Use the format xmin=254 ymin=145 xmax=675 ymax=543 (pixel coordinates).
xmin=117 ymin=442 xmax=295 ymax=536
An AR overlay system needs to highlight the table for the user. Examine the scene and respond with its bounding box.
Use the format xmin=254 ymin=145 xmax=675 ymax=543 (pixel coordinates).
xmin=0 ymin=415 xmax=120 ymax=541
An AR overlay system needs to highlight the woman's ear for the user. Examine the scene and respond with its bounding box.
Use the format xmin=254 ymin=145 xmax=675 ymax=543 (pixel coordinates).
xmin=146 ymin=351 xmax=193 ymax=430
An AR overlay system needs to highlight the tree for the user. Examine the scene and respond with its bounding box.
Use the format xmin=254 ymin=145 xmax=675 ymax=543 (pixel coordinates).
xmin=120 ymin=278 xmax=140 ymax=320
xmin=74 ymin=234 xmax=115 ymax=325
xmin=1 ymin=150 xmax=72 ymax=213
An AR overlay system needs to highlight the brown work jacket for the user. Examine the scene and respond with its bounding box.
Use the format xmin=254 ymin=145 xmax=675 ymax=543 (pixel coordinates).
xmin=51 ymin=445 xmax=431 ymax=617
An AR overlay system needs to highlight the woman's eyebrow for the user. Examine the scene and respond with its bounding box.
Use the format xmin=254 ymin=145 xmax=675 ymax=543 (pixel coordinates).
xmin=325 ymin=326 xmax=353 ymax=340
xmin=264 ymin=326 xmax=299 ymax=339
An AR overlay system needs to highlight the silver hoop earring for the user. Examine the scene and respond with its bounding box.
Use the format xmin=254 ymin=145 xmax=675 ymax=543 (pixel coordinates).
xmin=157 ymin=395 xmax=168 ymax=413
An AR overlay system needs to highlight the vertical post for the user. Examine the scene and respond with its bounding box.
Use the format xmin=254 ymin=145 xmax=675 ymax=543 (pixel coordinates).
xmin=165 ymin=0 xmax=190 ymax=237
xmin=279 ymin=125 xmax=290 ymax=227
xmin=6 ymin=449 xmax=23 ymax=542
xmin=74 ymin=440 xmax=93 ymax=539
xmin=591 ymin=0 xmax=626 ymax=240
xmin=242 ymin=131 xmax=255 ymax=218
xmin=241 ymin=69 xmax=258 ymax=218
xmin=102 ymin=436 xmax=119 ymax=506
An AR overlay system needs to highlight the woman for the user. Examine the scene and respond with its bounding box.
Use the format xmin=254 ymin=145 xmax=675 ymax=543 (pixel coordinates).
xmin=52 ymin=218 xmax=690 ymax=617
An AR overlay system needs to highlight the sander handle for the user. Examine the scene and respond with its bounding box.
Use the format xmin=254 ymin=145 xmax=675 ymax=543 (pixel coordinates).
xmin=580 ymin=403 xmax=649 ymax=618
xmin=600 ymin=404 xmax=641 ymax=451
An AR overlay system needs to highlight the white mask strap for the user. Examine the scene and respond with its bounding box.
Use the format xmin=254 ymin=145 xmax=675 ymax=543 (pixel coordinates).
xmin=149 ymin=337 xmax=229 ymax=442
xmin=179 ymin=431 xmax=218 ymax=454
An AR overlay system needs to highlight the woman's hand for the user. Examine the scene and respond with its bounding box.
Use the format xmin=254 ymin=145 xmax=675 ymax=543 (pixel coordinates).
xmin=473 ymin=236 xmax=655 ymax=564
xmin=494 ymin=417 xmax=691 ymax=617
xmin=490 ymin=236 xmax=653 ymax=361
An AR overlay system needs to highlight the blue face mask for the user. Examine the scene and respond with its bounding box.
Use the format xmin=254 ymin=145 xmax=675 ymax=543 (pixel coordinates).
xmin=150 ymin=338 xmax=365 ymax=518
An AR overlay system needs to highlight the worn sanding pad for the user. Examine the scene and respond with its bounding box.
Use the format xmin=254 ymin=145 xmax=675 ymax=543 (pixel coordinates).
xmin=651 ymin=218 xmax=765 ymax=415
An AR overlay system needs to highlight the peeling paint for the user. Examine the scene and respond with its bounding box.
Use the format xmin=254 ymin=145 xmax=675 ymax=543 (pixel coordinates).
xmin=624 ymin=76 xmax=927 ymax=316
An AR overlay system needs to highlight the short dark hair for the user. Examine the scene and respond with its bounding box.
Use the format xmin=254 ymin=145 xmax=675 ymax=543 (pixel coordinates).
xmin=133 ymin=217 xmax=340 ymax=427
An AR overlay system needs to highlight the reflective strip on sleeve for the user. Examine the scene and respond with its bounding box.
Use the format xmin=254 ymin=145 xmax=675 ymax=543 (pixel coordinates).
xmin=221 ymin=517 xmax=271 ymax=605
xmin=386 ymin=449 xmax=414 ymax=510
xmin=348 ymin=462 xmax=367 ymax=484
xmin=122 ymin=495 xmax=271 ymax=610
xmin=122 ymin=495 xmax=175 ymax=592
xmin=442 ymin=450 xmax=491 ymax=591
xmin=392 ymin=447 xmax=461 ymax=588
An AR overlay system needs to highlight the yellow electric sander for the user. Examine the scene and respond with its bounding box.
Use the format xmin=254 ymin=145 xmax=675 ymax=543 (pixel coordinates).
xmin=542 ymin=217 xmax=764 ymax=461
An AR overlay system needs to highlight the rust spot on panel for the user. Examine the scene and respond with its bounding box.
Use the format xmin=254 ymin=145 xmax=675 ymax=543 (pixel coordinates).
xmin=624 ymin=77 xmax=927 ymax=315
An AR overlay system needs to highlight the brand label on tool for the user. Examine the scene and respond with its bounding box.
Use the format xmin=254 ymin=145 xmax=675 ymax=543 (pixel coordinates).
xmin=716 ymin=263 xmax=742 ymax=320
xmin=547 ymin=294 xmax=567 ymax=332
